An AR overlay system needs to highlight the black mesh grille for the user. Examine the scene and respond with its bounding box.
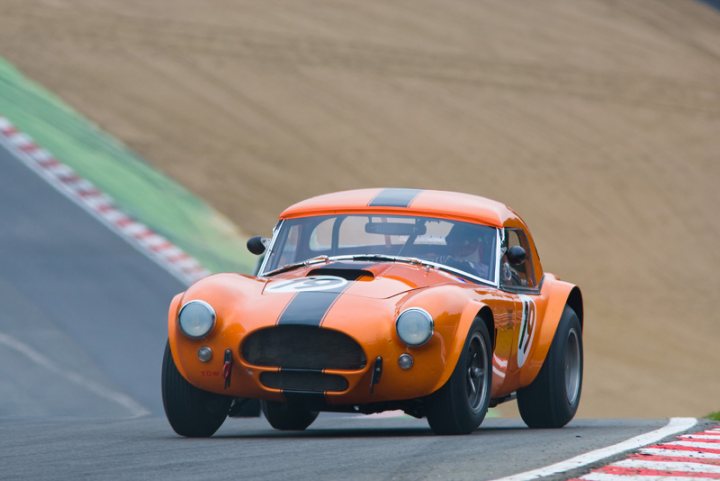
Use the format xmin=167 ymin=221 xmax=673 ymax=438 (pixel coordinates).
xmin=242 ymin=325 xmax=366 ymax=370
xmin=260 ymin=371 xmax=349 ymax=392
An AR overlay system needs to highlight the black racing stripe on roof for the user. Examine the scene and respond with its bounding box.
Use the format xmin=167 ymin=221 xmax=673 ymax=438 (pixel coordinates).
xmin=277 ymin=283 xmax=351 ymax=326
xmin=368 ymin=188 xmax=422 ymax=207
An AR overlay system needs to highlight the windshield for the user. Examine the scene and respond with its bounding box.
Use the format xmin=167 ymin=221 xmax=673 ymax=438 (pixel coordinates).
xmin=261 ymin=214 xmax=498 ymax=283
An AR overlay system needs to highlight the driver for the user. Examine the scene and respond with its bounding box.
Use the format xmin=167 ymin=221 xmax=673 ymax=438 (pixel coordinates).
xmin=440 ymin=224 xmax=490 ymax=278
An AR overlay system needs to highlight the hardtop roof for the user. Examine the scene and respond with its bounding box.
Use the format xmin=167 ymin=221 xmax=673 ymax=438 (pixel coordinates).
xmin=279 ymin=188 xmax=521 ymax=228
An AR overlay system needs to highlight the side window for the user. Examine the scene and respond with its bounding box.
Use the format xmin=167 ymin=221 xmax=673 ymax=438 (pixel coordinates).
xmin=501 ymin=229 xmax=537 ymax=289
xmin=275 ymin=224 xmax=301 ymax=267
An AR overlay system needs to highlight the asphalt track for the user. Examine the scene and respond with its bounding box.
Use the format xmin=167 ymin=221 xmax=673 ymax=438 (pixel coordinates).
xmin=0 ymin=141 xmax=686 ymax=480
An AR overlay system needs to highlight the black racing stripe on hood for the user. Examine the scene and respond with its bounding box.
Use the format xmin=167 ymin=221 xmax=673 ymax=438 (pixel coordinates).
xmin=277 ymin=283 xmax=351 ymax=326
xmin=368 ymin=188 xmax=422 ymax=207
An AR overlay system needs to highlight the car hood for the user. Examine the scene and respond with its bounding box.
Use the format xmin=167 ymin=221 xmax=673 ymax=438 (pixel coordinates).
xmin=261 ymin=261 xmax=465 ymax=299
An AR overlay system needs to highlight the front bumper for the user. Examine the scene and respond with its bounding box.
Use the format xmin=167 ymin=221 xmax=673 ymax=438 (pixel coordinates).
xmin=171 ymin=327 xmax=450 ymax=405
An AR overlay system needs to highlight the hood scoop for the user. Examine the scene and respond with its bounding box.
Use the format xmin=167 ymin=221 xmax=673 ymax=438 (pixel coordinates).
xmin=308 ymin=262 xmax=375 ymax=281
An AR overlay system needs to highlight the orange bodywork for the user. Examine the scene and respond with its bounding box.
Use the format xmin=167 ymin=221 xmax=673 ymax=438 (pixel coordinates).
xmin=167 ymin=189 xmax=582 ymax=407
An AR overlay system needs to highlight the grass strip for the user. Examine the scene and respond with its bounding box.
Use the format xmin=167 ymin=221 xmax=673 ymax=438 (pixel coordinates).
xmin=0 ymin=58 xmax=254 ymax=275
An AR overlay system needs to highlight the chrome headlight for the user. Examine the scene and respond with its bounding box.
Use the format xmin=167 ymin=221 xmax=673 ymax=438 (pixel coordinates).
xmin=178 ymin=300 xmax=216 ymax=339
xmin=396 ymin=308 xmax=434 ymax=347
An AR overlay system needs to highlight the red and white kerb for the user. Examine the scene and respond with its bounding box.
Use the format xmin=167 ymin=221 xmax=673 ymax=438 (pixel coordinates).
xmin=0 ymin=116 xmax=210 ymax=285
xmin=569 ymin=426 xmax=720 ymax=481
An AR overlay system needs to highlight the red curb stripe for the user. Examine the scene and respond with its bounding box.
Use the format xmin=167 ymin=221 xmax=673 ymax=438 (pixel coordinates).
xmin=150 ymin=241 xmax=173 ymax=252
xmin=38 ymin=159 xmax=61 ymax=168
xmin=115 ymin=217 xmax=133 ymax=228
xmin=631 ymin=454 xmax=720 ymax=466
xmin=96 ymin=203 xmax=115 ymax=213
xmin=599 ymin=465 xmax=720 ymax=478
xmin=133 ymin=229 xmax=155 ymax=240
xmin=77 ymin=188 xmax=103 ymax=198
xmin=56 ymin=173 xmax=82 ymax=184
xmin=19 ymin=142 xmax=39 ymax=153
xmin=1 ymin=126 xmax=17 ymax=135
xmin=649 ymin=444 xmax=720 ymax=455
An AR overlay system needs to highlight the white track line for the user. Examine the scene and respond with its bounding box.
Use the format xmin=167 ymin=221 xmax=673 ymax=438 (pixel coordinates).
xmin=581 ymin=473 xmax=717 ymax=481
xmin=0 ymin=332 xmax=149 ymax=418
xmin=489 ymin=417 xmax=698 ymax=481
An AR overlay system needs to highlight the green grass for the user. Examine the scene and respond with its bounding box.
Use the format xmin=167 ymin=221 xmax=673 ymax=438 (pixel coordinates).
xmin=0 ymin=57 xmax=254 ymax=276
xmin=707 ymin=411 xmax=720 ymax=421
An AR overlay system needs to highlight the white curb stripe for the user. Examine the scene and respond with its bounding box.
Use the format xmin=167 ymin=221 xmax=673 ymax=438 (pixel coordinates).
xmin=121 ymin=223 xmax=149 ymax=236
xmin=45 ymin=163 xmax=74 ymax=176
xmin=612 ymin=458 xmax=720 ymax=473
xmin=8 ymin=132 xmax=32 ymax=147
xmin=681 ymin=435 xmax=720 ymax=441
xmin=0 ymin=116 xmax=209 ymax=286
xmin=581 ymin=473 xmax=718 ymax=481
xmin=639 ymin=449 xmax=720 ymax=459
xmin=670 ymin=441 xmax=720 ymax=450
xmin=489 ymin=418 xmax=698 ymax=481
xmin=0 ymin=332 xmax=149 ymax=418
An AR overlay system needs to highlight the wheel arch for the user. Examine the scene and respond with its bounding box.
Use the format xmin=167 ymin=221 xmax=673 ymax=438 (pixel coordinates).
xmin=518 ymin=276 xmax=583 ymax=387
xmin=477 ymin=305 xmax=495 ymax=351
xmin=427 ymin=299 xmax=493 ymax=394
xmin=565 ymin=286 xmax=583 ymax=330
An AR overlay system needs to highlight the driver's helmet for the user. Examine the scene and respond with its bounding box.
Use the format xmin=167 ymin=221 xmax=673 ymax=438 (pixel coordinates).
xmin=445 ymin=223 xmax=482 ymax=258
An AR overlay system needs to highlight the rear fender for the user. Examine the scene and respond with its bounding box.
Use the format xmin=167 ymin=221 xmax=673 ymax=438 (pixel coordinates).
xmin=518 ymin=275 xmax=582 ymax=387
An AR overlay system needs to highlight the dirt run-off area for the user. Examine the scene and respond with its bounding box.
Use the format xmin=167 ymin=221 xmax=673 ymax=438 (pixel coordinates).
xmin=1 ymin=0 xmax=719 ymax=418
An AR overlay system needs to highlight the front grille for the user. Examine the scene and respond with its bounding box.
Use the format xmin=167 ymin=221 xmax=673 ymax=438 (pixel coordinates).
xmin=260 ymin=371 xmax=348 ymax=393
xmin=242 ymin=325 xmax=366 ymax=370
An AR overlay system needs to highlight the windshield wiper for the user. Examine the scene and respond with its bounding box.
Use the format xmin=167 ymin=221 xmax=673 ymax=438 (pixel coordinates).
xmin=264 ymin=253 xmax=495 ymax=287
xmin=346 ymin=254 xmax=496 ymax=287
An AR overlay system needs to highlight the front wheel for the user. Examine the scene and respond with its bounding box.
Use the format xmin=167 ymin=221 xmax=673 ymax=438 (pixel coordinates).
xmin=161 ymin=342 xmax=232 ymax=437
xmin=425 ymin=319 xmax=492 ymax=435
xmin=262 ymin=400 xmax=319 ymax=431
xmin=517 ymin=306 xmax=583 ymax=428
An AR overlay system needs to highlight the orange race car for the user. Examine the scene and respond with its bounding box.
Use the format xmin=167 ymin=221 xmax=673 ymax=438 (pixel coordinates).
xmin=162 ymin=189 xmax=583 ymax=436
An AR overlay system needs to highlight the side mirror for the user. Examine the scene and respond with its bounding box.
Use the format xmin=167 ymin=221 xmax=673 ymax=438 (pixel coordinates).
xmin=247 ymin=236 xmax=269 ymax=255
xmin=507 ymin=245 xmax=526 ymax=266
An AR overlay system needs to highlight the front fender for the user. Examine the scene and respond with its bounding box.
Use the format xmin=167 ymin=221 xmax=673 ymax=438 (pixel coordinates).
xmin=403 ymin=286 xmax=488 ymax=395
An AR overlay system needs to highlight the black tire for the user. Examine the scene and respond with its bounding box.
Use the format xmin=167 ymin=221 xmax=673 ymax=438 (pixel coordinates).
xmin=262 ymin=400 xmax=319 ymax=431
xmin=425 ymin=319 xmax=492 ymax=435
xmin=161 ymin=342 xmax=232 ymax=437
xmin=517 ymin=305 xmax=583 ymax=428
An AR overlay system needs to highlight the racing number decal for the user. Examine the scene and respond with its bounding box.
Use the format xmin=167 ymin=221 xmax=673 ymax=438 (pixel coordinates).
xmin=517 ymin=295 xmax=537 ymax=368
xmin=267 ymin=276 xmax=348 ymax=293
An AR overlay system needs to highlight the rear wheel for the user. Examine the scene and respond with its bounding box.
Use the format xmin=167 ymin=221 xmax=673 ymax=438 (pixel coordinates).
xmin=161 ymin=342 xmax=232 ymax=437
xmin=425 ymin=319 xmax=492 ymax=435
xmin=517 ymin=306 xmax=583 ymax=428
xmin=262 ymin=400 xmax=319 ymax=431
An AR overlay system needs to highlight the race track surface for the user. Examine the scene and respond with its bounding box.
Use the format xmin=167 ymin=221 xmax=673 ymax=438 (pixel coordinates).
xmin=1 ymin=416 xmax=670 ymax=481
xmin=2 ymin=0 xmax=719 ymax=418
xmin=0 ymin=140 xmax=686 ymax=480
xmin=0 ymin=142 xmax=183 ymax=417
